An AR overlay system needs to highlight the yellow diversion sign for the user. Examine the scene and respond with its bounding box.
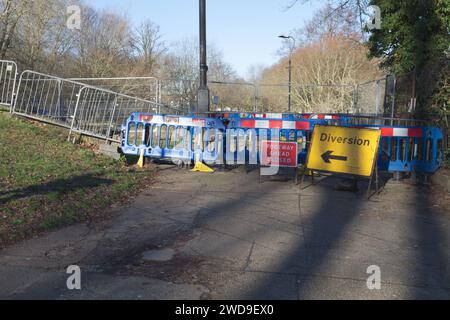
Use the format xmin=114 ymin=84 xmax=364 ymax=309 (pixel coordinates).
xmin=306 ymin=125 xmax=381 ymax=177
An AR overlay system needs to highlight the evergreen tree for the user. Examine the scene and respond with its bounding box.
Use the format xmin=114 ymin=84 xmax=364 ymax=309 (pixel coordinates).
xmin=367 ymin=0 xmax=449 ymax=114
xmin=367 ymin=0 xmax=449 ymax=74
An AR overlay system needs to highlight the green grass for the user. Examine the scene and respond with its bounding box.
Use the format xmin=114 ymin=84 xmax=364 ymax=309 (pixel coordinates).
xmin=0 ymin=111 xmax=155 ymax=246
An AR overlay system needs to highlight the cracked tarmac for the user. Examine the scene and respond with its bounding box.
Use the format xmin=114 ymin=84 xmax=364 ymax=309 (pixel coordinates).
xmin=0 ymin=165 xmax=449 ymax=299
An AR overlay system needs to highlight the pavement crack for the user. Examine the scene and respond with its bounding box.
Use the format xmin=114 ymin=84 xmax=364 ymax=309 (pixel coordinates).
xmin=243 ymin=242 xmax=255 ymax=272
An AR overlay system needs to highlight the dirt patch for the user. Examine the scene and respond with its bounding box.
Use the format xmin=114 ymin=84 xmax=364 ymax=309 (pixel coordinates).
xmin=127 ymin=252 xmax=234 ymax=290
xmin=91 ymin=224 xmax=236 ymax=290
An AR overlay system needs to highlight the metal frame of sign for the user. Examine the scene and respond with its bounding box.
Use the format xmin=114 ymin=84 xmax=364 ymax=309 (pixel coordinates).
xmin=301 ymin=125 xmax=382 ymax=199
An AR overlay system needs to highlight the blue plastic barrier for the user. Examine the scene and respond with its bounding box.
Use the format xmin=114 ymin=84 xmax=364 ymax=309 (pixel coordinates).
xmin=121 ymin=113 xmax=225 ymax=164
xmin=121 ymin=112 xmax=443 ymax=174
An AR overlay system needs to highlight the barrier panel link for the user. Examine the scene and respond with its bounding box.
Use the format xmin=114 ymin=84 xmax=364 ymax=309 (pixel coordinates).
xmin=0 ymin=60 xmax=18 ymax=111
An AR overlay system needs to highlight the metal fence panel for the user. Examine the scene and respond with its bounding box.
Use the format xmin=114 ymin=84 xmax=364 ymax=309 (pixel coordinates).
xmin=69 ymin=86 xmax=165 ymax=141
xmin=353 ymin=77 xmax=388 ymax=116
xmin=13 ymin=70 xmax=84 ymax=128
xmin=0 ymin=60 xmax=18 ymax=110
xmin=13 ymin=70 xmax=176 ymax=142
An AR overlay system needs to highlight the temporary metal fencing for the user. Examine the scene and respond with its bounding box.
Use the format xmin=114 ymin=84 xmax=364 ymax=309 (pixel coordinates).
xmin=69 ymin=77 xmax=161 ymax=104
xmin=293 ymin=84 xmax=356 ymax=113
xmin=209 ymin=81 xmax=258 ymax=112
xmin=353 ymin=78 xmax=388 ymax=116
xmin=257 ymin=83 xmax=356 ymax=113
xmin=68 ymin=85 xmax=176 ymax=142
xmin=156 ymin=78 xmax=388 ymax=114
xmin=13 ymin=70 xmax=82 ymax=128
xmin=0 ymin=60 xmax=18 ymax=110
xmin=4 ymin=58 xmax=429 ymax=147
xmin=12 ymin=70 xmax=177 ymax=142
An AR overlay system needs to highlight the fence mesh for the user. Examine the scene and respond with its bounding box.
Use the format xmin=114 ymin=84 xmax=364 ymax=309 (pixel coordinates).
xmin=13 ymin=71 xmax=83 ymax=128
xmin=257 ymin=84 xmax=356 ymax=113
xmin=72 ymin=86 xmax=168 ymax=141
xmin=209 ymin=82 xmax=257 ymax=112
xmin=354 ymin=78 xmax=387 ymax=115
xmin=13 ymin=71 xmax=171 ymax=141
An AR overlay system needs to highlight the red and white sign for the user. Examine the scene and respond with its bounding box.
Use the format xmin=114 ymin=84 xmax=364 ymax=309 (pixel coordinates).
xmin=261 ymin=141 xmax=298 ymax=168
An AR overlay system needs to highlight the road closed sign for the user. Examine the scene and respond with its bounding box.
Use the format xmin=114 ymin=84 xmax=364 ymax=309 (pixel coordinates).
xmin=262 ymin=141 xmax=298 ymax=168
xmin=306 ymin=125 xmax=381 ymax=177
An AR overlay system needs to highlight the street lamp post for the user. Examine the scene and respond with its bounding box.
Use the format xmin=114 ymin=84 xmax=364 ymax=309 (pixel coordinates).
xmin=198 ymin=0 xmax=210 ymax=113
xmin=278 ymin=35 xmax=295 ymax=112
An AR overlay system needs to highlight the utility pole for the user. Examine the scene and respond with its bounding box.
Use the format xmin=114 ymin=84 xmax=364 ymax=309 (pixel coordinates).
xmin=197 ymin=0 xmax=210 ymax=113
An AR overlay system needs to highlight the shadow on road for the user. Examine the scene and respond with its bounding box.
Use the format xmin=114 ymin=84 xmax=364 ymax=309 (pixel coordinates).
xmin=413 ymin=183 xmax=450 ymax=299
xmin=184 ymin=167 xmax=368 ymax=299
xmin=0 ymin=173 xmax=115 ymax=205
xmin=247 ymin=175 xmax=367 ymax=299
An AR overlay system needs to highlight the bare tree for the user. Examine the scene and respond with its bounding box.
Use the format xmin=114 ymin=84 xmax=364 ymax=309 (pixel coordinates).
xmin=285 ymin=0 xmax=369 ymax=17
xmin=0 ymin=0 xmax=31 ymax=60
xmin=261 ymin=35 xmax=382 ymax=112
xmin=160 ymin=38 xmax=200 ymax=108
xmin=132 ymin=20 xmax=166 ymax=75
xmin=209 ymin=48 xmax=236 ymax=82
xmin=296 ymin=2 xmax=362 ymax=44
xmin=72 ymin=6 xmax=134 ymax=77
xmin=246 ymin=64 xmax=265 ymax=83
xmin=283 ymin=0 xmax=371 ymax=41
xmin=9 ymin=0 xmax=77 ymax=73
xmin=159 ymin=38 xmax=238 ymax=109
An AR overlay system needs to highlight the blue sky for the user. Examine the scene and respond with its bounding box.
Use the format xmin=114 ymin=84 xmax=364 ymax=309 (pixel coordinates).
xmin=90 ymin=0 xmax=325 ymax=78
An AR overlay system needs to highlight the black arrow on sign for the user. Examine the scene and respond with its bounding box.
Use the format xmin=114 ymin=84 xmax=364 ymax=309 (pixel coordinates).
xmin=321 ymin=150 xmax=348 ymax=163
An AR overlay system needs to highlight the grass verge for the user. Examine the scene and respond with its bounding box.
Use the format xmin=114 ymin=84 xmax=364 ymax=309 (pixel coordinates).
xmin=0 ymin=111 xmax=155 ymax=247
